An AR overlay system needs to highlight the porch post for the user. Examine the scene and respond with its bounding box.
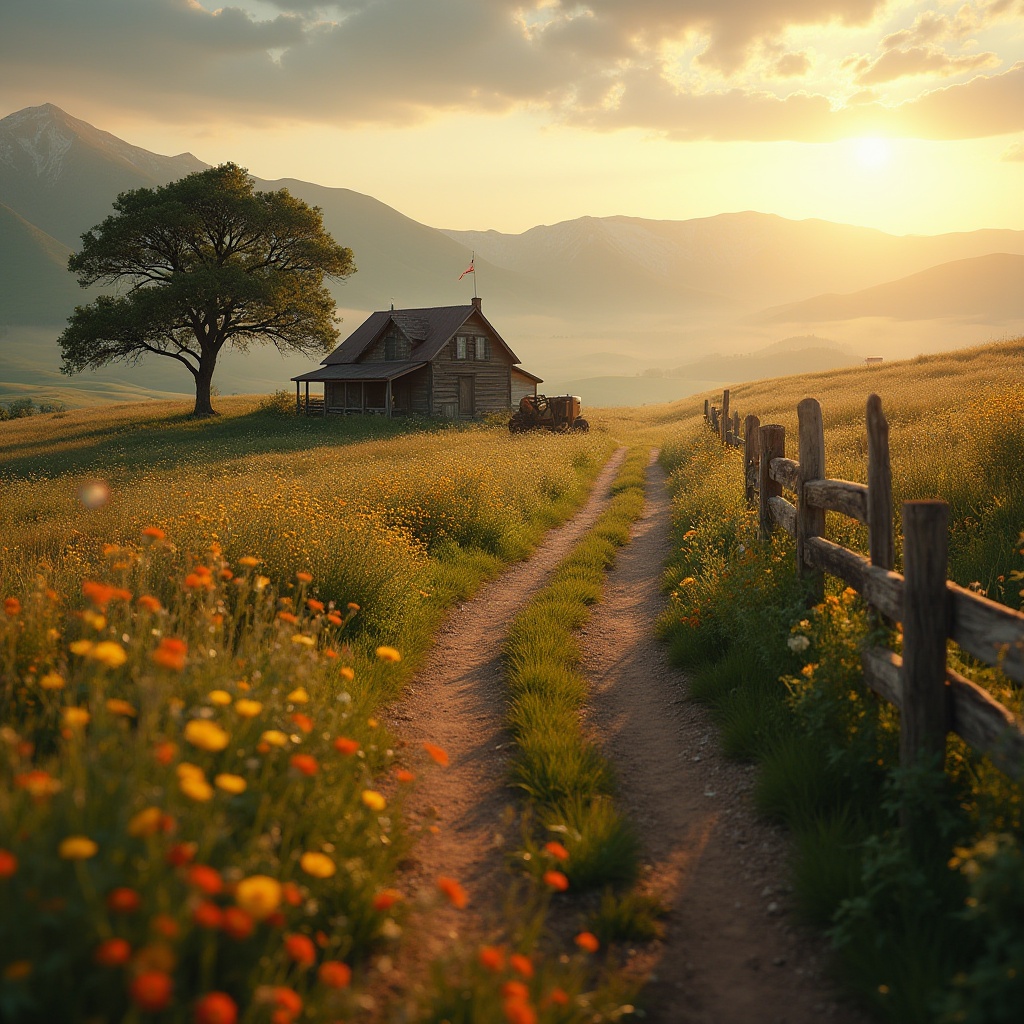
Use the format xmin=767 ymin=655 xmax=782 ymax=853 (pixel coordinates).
xmin=386 ymin=379 xmax=392 ymax=419
xmin=304 ymin=381 xmax=309 ymax=415
xmin=295 ymin=381 xmax=300 ymax=414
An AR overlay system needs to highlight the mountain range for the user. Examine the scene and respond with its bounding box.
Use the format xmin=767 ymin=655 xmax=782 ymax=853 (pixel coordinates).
xmin=2 ymin=103 xmax=1022 ymax=405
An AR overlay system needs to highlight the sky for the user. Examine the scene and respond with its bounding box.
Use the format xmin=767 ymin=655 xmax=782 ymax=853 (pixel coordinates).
xmin=2 ymin=0 xmax=1023 ymax=235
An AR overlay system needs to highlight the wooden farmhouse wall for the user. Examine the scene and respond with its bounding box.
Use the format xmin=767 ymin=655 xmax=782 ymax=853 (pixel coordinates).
xmin=430 ymin=313 xmax=513 ymax=417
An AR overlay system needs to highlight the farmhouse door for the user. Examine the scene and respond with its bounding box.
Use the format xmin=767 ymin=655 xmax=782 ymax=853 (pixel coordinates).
xmin=457 ymin=375 xmax=474 ymax=417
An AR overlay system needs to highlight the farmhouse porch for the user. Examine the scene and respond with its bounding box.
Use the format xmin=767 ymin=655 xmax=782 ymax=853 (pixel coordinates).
xmin=292 ymin=361 xmax=426 ymax=417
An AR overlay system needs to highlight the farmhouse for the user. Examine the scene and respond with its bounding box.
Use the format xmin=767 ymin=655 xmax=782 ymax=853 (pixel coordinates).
xmin=291 ymin=298 xmax=542 ymax=418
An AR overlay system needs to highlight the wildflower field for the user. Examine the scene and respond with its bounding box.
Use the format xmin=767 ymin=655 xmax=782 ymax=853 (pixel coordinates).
xmin=661 ymin=338 xmax=1024 ymax=1022
xmin=0 ymin=397 xmax=616 ymax=1023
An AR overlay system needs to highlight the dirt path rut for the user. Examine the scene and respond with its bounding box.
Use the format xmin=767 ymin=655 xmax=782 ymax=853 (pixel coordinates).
xmin=582 ymin=453 xmax=864 ymax=1024
xmin=381 ymin=447 xmax=627 ymax=980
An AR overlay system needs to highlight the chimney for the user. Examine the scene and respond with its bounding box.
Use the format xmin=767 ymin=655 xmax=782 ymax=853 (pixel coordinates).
xmin=471 ymin=296 xmax=481 ymax=310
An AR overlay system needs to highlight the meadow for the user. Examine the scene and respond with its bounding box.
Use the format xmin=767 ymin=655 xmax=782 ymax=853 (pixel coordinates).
xmin=0 ymin=397 xmax=617 ymax=1023
xmin=3 ymin=336 xmax=1024 ymax=1023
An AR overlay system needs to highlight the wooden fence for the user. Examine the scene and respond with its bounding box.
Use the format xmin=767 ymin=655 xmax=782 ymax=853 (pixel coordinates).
xmin=703 ymin=389 xmax=1024 ymax=783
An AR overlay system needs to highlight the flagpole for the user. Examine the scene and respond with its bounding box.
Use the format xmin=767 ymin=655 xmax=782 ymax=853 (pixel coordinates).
xmin=472 ymin=250 xmax=477 ymax=299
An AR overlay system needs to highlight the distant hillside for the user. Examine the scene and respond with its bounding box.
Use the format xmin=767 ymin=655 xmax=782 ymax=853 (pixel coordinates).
xmin=0 ymin=203 xmax=83 ymax=324
xmin=763 ymin=253 xmax=1024 ymax=323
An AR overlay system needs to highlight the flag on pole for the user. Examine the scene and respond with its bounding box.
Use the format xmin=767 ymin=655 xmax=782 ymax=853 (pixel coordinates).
xmin=458 ymin=258 xmax=475 ymax=280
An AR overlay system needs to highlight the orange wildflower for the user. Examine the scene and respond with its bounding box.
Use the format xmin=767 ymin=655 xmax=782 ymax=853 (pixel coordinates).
xmin=333 ymin=736 xmax=359 ymax=756
xmin=151 ymin=915 xmax=180 ymax=939
xmin=282 ymin=882 xmax=303 ymax=907
xmin=395 ymin=768 xmax=416 ymax=783
xmin=372 ymin=889 xmax=401 ymax=911
xmin=289 ymin=753 xmax=318 ymax=777
xmin=501 ymin=981 xmax=530 ymax=1001
xmin=130 ymin=970 xmax=174 ymax=1012
xmin=290 ymin=712 xmax=313 ymax=733
xmin=503 ymin=1000 xmax=537 ymax=1024
xmin=423 ymin=742 xmax=449 ymax=766
xmin=545 ymin=988 xmax=570 ymax=1007
xmin=193 ymin=901 xmax=224 ymax=930
xmin=141 ymin=526 xmax=166 ymax=541
xmin=318 ymin=960 xmax=352 ymax=988
xmin=94 ymin=937 xmax=132 ymax=966
xmin=187 ymin=864 xmax=223 ymax=896
xmin=339 ymin=666 xmax=355 ymax=681
xmin=296 ymin=571 xmax=313 ymax=583
xmin=222 ymin=906 xmax=254 ymax=940
xmin=0 ymin=849 xmax=17 ymax=877
xmin=479 ymin=945 xmax=505 ymax=972
xmin=238 ymin=556 xmax=260 ymax=568
xmin=3 ymin=597 xmax=21 ymax=617
xmin=277 ymin=611 xmax=298 ymax=625
xmin=14 ymin=769 xmax=61 ymax=799
xmin=543 ymin=841 xmax=569 ymax=861
xmin=154 ymin=740 xmax=177 ymax=766
xmin=272 ymin=987 xmax=302 ymax=1019
xmin=284 ymin=933 xmax=316 ymax=967
xmin=574 ymin=931 xmax=600 ymax=953
xmin=107 ymin=887 xmax=142 ymax=914
xmin=543 ymin=870 xmax=569 ymax=892
xmin=306 ymin=599 xmax=325 ymax=613
xmin=437 ymin=876 xmax=468 ymax=909
xmin=82 ymin=581 xmax=121 ymax=607
xmin=151 ymin=637 xmax=187 ymax=671
xmin=509 ymin=953 xmax=533 ymax=978
xmin=184 ymin=571 xmax=215 ymax=591
xmin=326 ymin=613 xmax=343 ymax=626
xmin=195 ymin=992 xmax=238 ymax=1024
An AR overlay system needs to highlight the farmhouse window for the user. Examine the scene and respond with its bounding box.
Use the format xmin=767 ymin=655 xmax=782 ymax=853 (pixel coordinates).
xmin=454 ymin=336 xmax=468 ymax=360
xmin=474 ymin=337 xmax=490 ymax=360
xmin=385 ymin=334 xmax=398 ymax=360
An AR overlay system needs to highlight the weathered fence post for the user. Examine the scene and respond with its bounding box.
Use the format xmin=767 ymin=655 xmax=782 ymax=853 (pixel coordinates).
xmin=900 ymin=501 xmax=950 ymax=770
xmin=758 ymin=425 xmax=785 ymax=540
xmin=866 ymin=394 xmax=894 ymax=570
xmin=720 ymin=389 xmax=730 ymax=444
xmin=732 ymin=411 xmax=740 ymax=446
xmin=797 ymin=398 xmax=826 ymax=603
xmin=704 ymin=398 xmax=710 ymax=425
xmin=744 ymin=414 xmax=760 ymax=506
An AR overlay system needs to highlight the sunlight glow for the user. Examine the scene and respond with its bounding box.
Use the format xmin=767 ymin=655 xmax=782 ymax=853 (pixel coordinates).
xmin=855 ymin=137 xmax=892 ymax=170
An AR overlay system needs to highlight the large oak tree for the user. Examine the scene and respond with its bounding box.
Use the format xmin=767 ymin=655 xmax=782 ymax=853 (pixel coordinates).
xmin=59 ymin=163 xmax=354 ymax=416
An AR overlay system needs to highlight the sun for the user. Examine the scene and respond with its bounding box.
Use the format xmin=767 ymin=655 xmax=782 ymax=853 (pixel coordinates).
xmin=854 ymin=137 xmax=892 ymax=170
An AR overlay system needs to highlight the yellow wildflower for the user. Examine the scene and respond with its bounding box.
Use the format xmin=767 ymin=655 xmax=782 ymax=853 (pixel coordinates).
xmin=63 ymin=707 xmax=90 ymax=728
xmin=290 ymin=634 xmax=315 ymax=647
xmin=69 ymin=640 xmax=94 ymax=656
xmin=299 ymin=852 xmax=336 ymax=879
xmin=376 ymin=646 xmax=401 ymax=663
xmin=127 ymin=807 xmax=165 ymax=838
xmin=89 ymin=641 xmax=128 ymax=669
xmin=235 ymin=876 xmax=281 ymax=920
xmin=234 ymin=699 xmax=263 ymax=718
xmin=260 ymin=730 xmax=288 ymax=748
xmin=183 ymin=720 xmax=230 ymax=753
xmin=238 ymin=556 xmax=260 ymax=568
xmin=39 ymin=672 xmax=65 ymax=690
xmin=339 ymin=667 xmax=355 ymax=682
xmin=361 ymin=790 xmax=387 ymax=812
xmin=179 ymin=774 xmax=214 ymax=802
xmin=59 ymin=836 xmax=98 ymax=860
xmin=106 ymin=698 xmax=136 ymax=717
xmin=286 ymin=687 xmax=309 ymax=704
xmin=207 ymin=690 xmax=232 ymax=706
xmin=214 ymin=773 xmax=247 ymax=794
xmin=176 ymin=762 xmax=205 ymax=781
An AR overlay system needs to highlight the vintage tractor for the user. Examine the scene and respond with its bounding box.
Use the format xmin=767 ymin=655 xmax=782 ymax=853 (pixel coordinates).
xmin=508 ymin=394 xmax=589 ymax=433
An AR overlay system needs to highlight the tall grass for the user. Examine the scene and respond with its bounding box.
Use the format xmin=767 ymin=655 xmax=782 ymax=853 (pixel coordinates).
xmin=658 ymin=339 xmax=1024 ymax=1022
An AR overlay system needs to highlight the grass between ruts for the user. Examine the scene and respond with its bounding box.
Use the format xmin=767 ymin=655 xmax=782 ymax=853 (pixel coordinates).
xmin=0 ymin=398 xmax=621 ymax=1023
xmin=657 ymin=349 xmax=1024 ymax=1024
xmin=413 ymin=445 xmax=660 ymax=1024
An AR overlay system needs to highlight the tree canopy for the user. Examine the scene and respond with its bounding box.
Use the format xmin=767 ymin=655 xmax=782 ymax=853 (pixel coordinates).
xmin=59 ymin=163 xmax=355 ymax=416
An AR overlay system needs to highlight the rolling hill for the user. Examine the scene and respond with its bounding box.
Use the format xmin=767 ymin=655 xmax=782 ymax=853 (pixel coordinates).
xmin=2 ymin=102 xmax=1022 ymax=403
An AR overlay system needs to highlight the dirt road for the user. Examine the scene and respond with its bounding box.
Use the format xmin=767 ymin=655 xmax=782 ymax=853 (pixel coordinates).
xmin=383 ymin=448 xmax=863 ymax=1022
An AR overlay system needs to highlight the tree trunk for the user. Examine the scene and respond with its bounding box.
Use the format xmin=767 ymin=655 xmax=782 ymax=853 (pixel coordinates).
xmin=192 ymin=355 xmax=218 ymax=418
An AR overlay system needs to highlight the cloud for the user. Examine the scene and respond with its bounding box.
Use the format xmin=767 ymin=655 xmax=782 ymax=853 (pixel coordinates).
xmin=855 ymin=46 xmax=1001 ymax=84
xmin=0 ymin=0 xmax=1022 ymax=143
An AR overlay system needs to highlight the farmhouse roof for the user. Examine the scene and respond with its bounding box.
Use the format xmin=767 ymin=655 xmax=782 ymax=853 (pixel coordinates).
xmin=321 ymin=304 xmax=521 ymax=366
xmin=512 ymin=366 xmax=544 ymax=384
xmin=291 ymin=361 xmax=427 ymax=383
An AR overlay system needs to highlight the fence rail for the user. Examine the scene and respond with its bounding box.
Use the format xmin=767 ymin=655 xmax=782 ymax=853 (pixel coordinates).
xmin=702 ymin=391 xmax=1024 ymax=783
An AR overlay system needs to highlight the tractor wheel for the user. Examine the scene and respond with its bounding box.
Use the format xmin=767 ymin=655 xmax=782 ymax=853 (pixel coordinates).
xmin=508 ymin=414 xmax=527 ymax=434
xmin=572 ymin=418 xmax=590 ymax=433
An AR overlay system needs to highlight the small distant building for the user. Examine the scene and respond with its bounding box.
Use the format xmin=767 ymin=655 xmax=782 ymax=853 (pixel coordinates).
xmin=865 ymin=356 xmax=884 ymax=365
xmin=291 ymin=298 xmax=541 ymax=418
